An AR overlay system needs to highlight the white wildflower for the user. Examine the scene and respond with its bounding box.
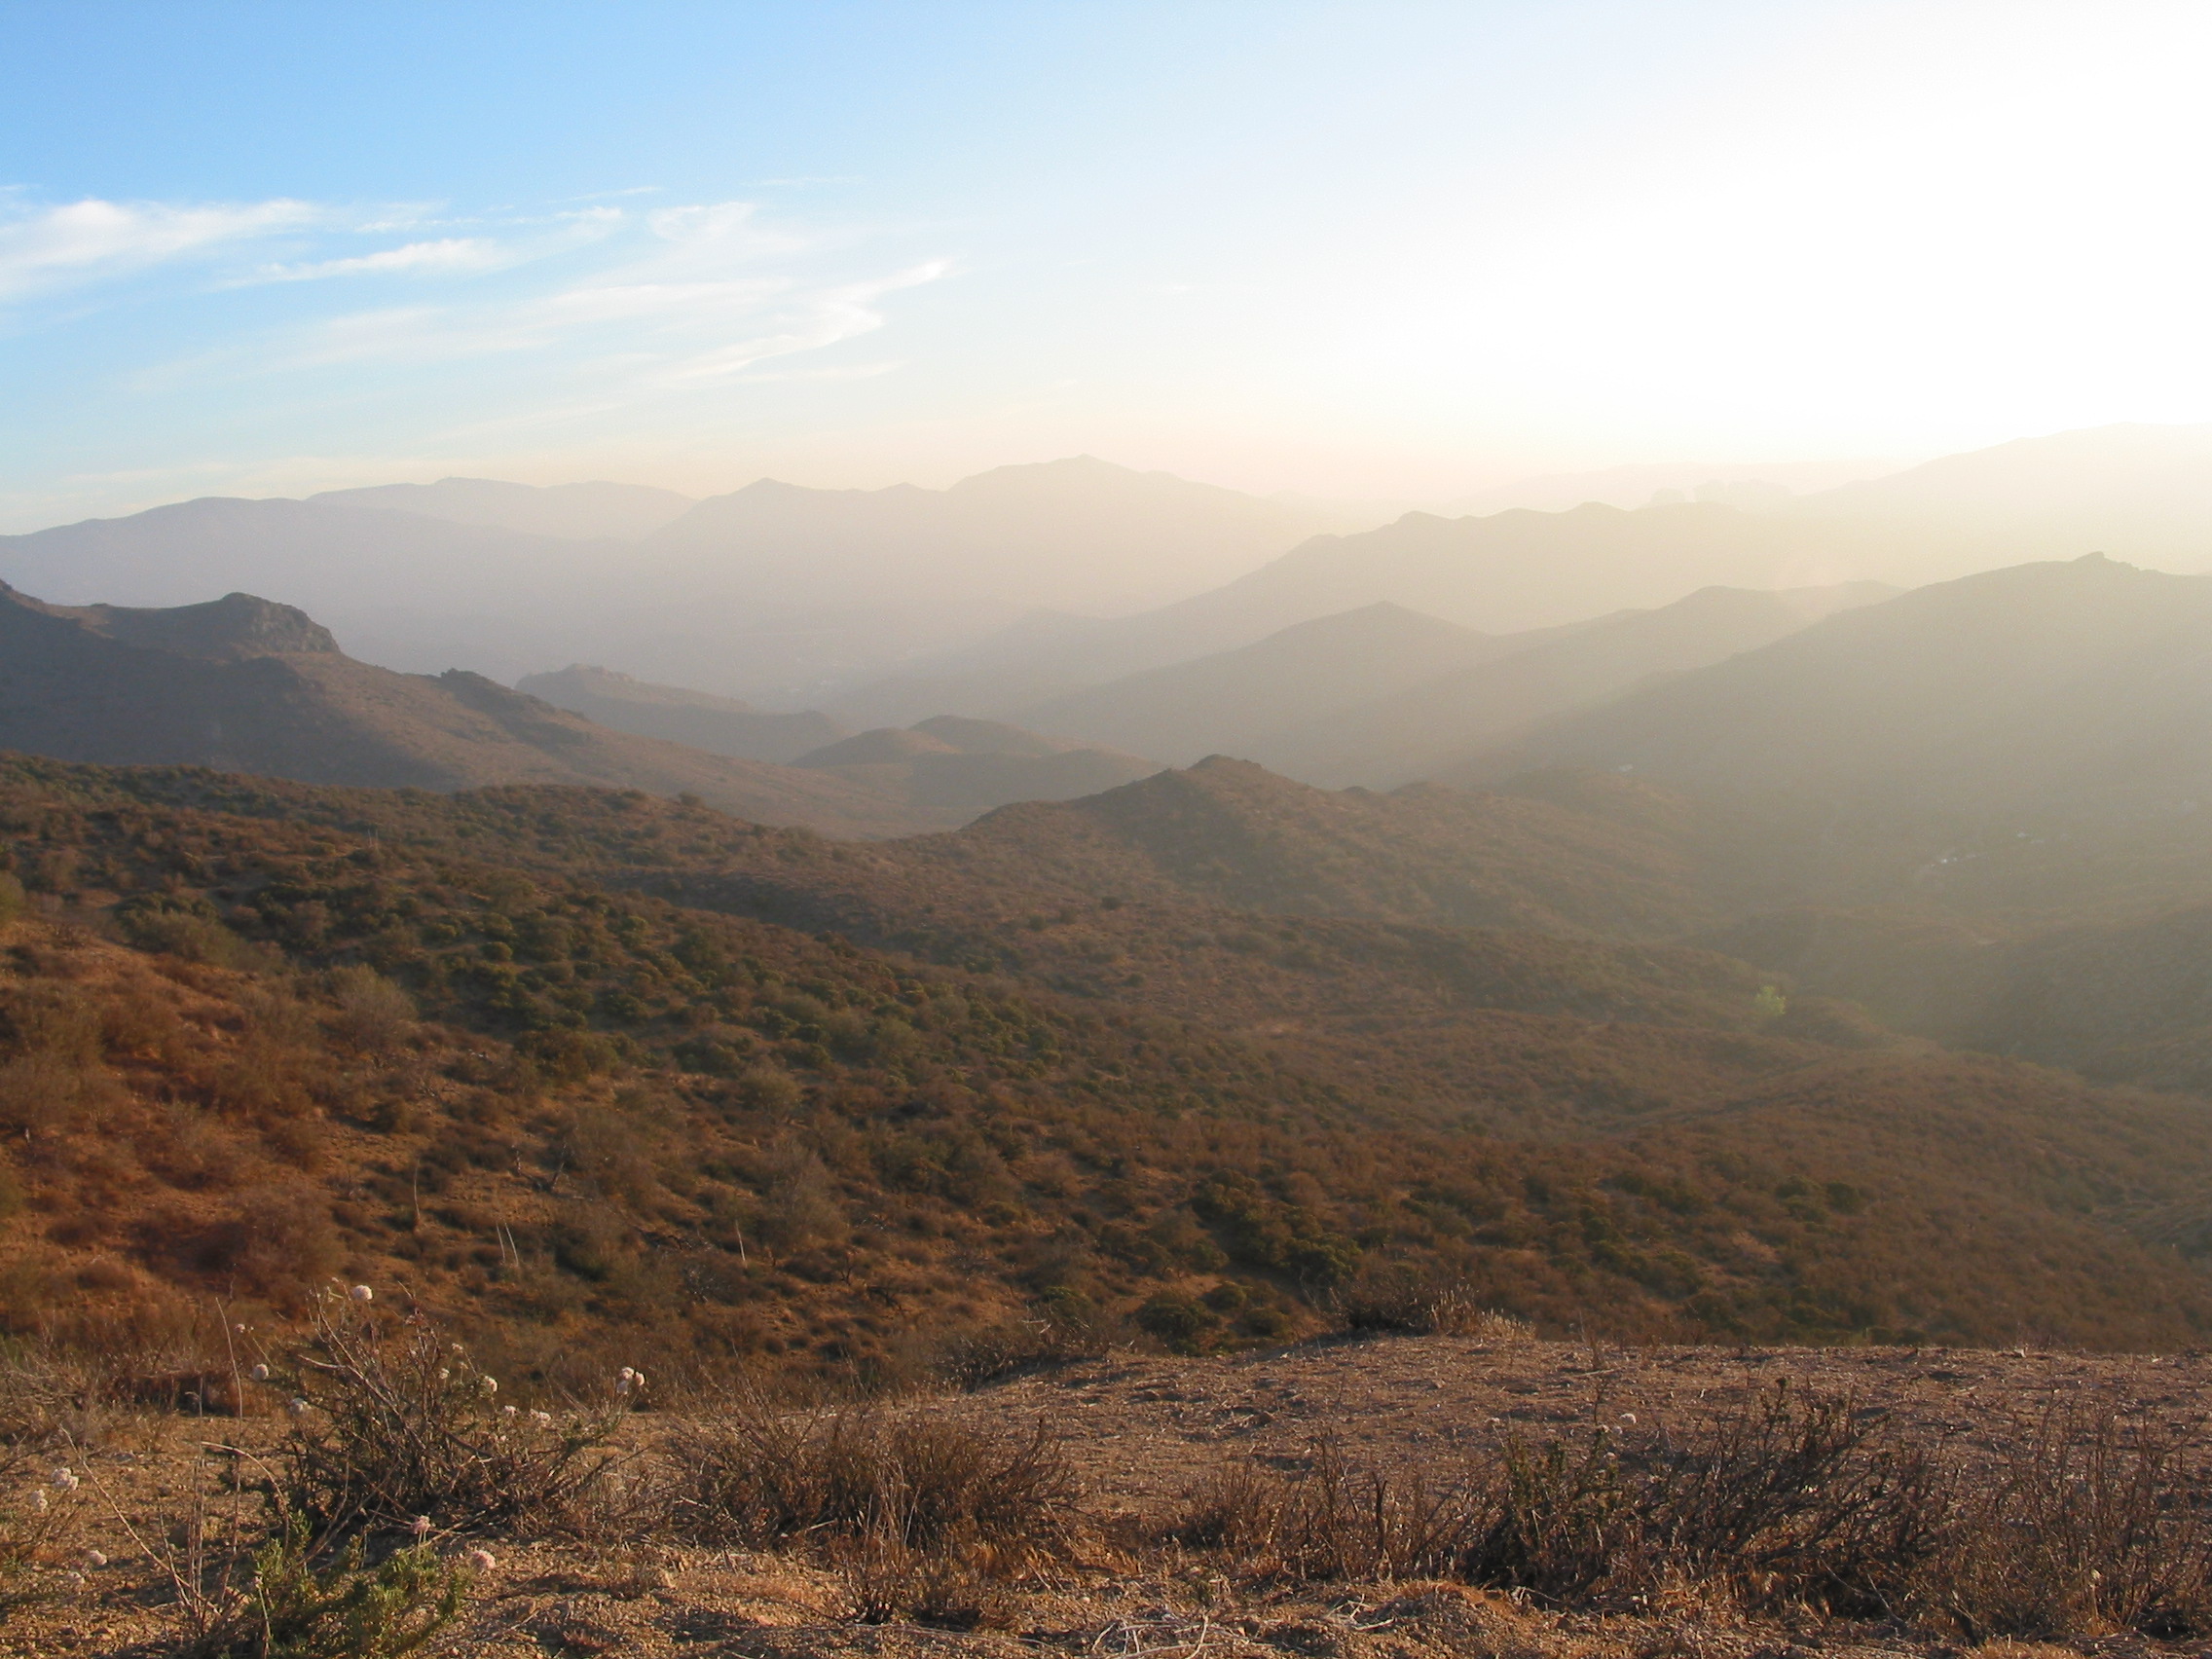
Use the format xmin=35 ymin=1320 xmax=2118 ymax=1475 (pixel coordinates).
xmin=465 ymin=1548 xmax=497 ymax=1571
xmin=250 ymin=1364 xmax=271 ymax=1382
xmin=288 ymin=1397 xmax=310 ymax=1417
xmin=84 ymin=1549 xmax=107 ymax=1568
xmin=410 ymin=1515 xmax=433 ymax=1539
xmin=481 ymin=1376 xmax=497 ymax=1394
xmin=350 ymin=1284 xmax=374 ymax=1303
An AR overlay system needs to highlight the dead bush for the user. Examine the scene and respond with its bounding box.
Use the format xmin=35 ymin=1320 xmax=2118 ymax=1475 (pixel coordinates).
xmin=1330 ymin=1264 xmax=1528 ymax=1341
xmin=1167 ymin=1438 xmax=1483 ymax=1581
xmin=663 ymin=1393 xmax=1078 ymax=1562
xmin=275 ymin=1290 xmax=626 ymax=1537
xmin=1169 ymin=1386 xmax=1939 ymax=1610
xmin=1916 ymin=1403 xmax=2212 ymax=1640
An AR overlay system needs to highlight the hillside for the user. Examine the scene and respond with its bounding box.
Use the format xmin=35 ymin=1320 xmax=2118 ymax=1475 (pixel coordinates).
xmin=1784 ymin=421 xmax=2212 ymax=573
xmin=516 ymin=664 xmax=844 ymax=763
xmin=1269 ymin=582 xmax=1897 ymax=787
xmin=1463 ymin=555 xmax=2212 ymax=830
xmin=1014 ymin=603 xmax=1511 ymax=765
xmin=0 ymin=582 xmax=929 ymax=837
xmin=788 ymin=716 xmax=1164 ymax=821
xmin=7 ymin=755 xmax=2212 ymax=1394
xmin=898 ymin=756 xmax=1720 ymax=941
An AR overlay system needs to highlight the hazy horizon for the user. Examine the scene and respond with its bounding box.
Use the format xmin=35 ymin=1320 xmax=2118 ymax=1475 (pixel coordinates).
xmin=8 ymin=1 xmax=2211 ymax=532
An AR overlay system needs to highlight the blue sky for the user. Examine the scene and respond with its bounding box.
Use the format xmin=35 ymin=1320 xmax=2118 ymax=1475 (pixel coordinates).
xmin=4 ymin=0 xmax=2210 ymax=528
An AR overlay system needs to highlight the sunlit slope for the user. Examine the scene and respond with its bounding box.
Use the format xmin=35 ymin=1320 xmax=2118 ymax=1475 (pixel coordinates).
xmin=10 ymin=755 xmax=2212 ymax=1357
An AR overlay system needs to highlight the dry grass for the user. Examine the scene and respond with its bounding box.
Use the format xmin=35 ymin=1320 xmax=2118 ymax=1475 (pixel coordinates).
xmin=663 ymin=1392 xmax=1083 ymax=1627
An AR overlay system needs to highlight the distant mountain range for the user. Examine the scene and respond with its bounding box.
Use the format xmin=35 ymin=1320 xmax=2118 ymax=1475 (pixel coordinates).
xmin=789 ymin=714 xmax=1161 ymax=816
xmin=831 ymin=424 xmax=2212 ymax=722
xmin=311 ymin=477 xmax=697 ymax=541
xmin=13 ymin=424 xmax=2212 ymax=743
xmin=0 ymin=583 xmax=1161 ymax=837
xmin=0 ymin=458 xmax=1351 ymax=699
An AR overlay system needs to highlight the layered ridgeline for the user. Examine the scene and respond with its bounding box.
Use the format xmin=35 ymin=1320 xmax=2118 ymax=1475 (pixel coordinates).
xmin=1462 ymin=554 xmax=2212 ymax=828
xmin=6 ymin=752 xmax=2212 ymax=1391
xmin=1014 ymin=583 xmax=1894 ymax=782
xmin=20 ymin=424 xmax=2212 ymax=719
xmin=517 ymin=665 xmax=845 ymax=764
xmin=0 ymin=459 xmax=1351 ymax=698
xmin=0 ymin=583 xmax=1152 ymax=837
xmin=835 ymin=424 xmax=2212 ymax=724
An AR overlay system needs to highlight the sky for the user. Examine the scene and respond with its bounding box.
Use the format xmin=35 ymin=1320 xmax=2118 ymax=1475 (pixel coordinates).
xmin=3 ymin=0 xmax=2210 ymax=530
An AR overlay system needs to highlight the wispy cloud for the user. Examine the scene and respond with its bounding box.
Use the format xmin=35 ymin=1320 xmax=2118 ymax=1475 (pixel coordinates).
xmin=650 ymin=261 xmax=951 ymax=385
xmin=0 ymin=196 xmax=319 ymax=300
xmin=256 ymin=200 xmax=950 ymax=395
xmin=18 ymin=189 xmax=951 ymax=468
xmin=248 ymin=238 xmax=507 ymax=282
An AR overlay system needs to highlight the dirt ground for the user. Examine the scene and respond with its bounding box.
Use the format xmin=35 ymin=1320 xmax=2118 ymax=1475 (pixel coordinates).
xmin=10 ymin=1334 xmax=2211 ymax=1657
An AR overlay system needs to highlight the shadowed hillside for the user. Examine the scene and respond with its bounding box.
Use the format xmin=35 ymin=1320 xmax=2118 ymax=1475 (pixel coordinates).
xmin=1015 ymin=603 xmax=1512 ymax=765
xmin=0 ymin=581 xmax=928 ymax=836
xmin=1463 ymin=555 xmax=2212 ymax=830
xmin=1267 ymin=583 xmax=1895 ymax=788
xmin=517 ymin=664 xmax=845 ymax=764
xmin=790 ymin=716 xmax=1163 ymax=817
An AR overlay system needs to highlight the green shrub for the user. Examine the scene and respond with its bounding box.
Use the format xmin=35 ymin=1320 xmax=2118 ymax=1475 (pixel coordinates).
xmin=214 ymin=1513 xmax=471 ymax=1659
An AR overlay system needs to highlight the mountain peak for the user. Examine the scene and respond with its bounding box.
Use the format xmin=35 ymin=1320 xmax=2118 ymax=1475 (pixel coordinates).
xmin=59 ymin=590 xmax=340 ymax=659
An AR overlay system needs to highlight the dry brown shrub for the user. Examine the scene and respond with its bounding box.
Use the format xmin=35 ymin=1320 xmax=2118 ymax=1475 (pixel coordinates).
xmin=1331 ymin=1262 xmax=1530 ymax=1341
xmin=663 ymin=1392 xmax=1078 ymax=1557
xmin=276 ymin=1290 xmax=627 ymax=1537
xmin=1167 ymin=1439 xmax=1485 ymax=1582
xmin=1916 ymin=1402 xmax=2212 ymax=1640
xmin=326 ymin=965 xmax=416 ymax=1055
xmin=0 ymin=1049 xmax=121 ymax=1136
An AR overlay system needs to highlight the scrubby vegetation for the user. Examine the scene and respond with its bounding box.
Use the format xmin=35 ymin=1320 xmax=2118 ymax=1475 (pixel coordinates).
xmin=2 ymin=753 xmax=2212 ymax=1403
